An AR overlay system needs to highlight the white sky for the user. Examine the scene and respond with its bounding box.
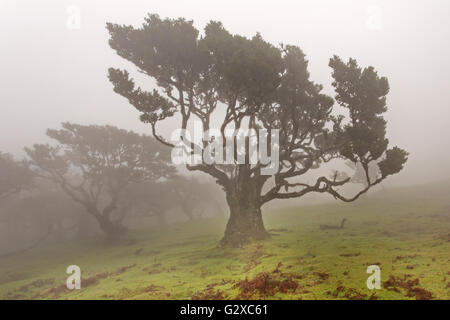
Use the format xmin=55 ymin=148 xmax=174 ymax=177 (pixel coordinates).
xmin=1 ymin=0 xmax=449 ymax=184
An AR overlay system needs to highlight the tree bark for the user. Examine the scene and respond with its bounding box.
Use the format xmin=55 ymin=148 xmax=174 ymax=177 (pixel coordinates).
xmin=83 ymin=202 xmax=126 ymax=242
xmin=221 ymin=203 xmax=268 ymax=247
xmin=96 ymin=214 xmax=126 ymax=243
xmin=221 ymin=176 xmax=269 ymax=247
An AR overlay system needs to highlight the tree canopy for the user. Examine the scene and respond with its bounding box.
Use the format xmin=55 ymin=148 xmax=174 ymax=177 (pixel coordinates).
xmin=107 ymin=14 xmax=408 ymax=246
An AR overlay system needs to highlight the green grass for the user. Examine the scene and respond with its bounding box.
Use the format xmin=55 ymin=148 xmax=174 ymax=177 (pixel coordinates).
xmin=1 ymin=181 xmax=449 ymax=300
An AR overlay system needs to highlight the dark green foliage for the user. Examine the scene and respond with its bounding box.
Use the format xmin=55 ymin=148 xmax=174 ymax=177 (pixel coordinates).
xmin=106 ymin=14 xmax=408 ymax=244
xmin=378 ymin=147 xmax=409 ymax=178
xmin=329 ymin=56 xmax=408 ymax=183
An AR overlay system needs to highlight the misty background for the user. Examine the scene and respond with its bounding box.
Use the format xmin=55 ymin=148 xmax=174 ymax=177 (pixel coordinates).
xmin=1 ymin=0 xmax=449 ymax=186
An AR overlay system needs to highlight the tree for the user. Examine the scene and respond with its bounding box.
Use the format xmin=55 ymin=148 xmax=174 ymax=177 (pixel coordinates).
xmin=0 ymin=152 xmax=34 ymax=199
xmin=25 ymin=123 xmax=175 ymax=241
xmin=107 ymin=14 xmax=408 ymax=246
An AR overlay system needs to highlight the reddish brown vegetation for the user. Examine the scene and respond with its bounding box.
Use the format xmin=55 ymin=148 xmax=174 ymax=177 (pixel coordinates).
xmin=234 ymin=262 xmax=302 ymax=298
xmin=242 ymin=244 xmax=265 ymax=272
xmin=383 ymin=274 xmax=433 ymax=300
xmin=143 ymin=263 xmax=163 ymax=274
xmin=113 ymin=264 xmax=136 ymax=276
xmin=328 ymin=284 xmax=377 ymax=300
xmin=192 ymin=286 xmax=226 ymax=300
xmin=83 ymin=272 xmax=109 ymax=287
xmin=313 ymin=272 xmax=330 ymax=280
xmin=392 ymin=254 xmax=419 ymax=263
xmin=38 ymin=264 xmax=137 ymax=298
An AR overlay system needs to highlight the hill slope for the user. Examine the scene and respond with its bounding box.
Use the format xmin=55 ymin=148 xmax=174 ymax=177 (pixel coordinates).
xmin=0 ymin=181 xmax=449 ymax=300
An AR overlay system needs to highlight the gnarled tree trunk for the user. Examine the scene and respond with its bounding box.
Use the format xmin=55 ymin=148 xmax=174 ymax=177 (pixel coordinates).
xmin=85 ymin=205 xmax=126 ymax=243
xmin=97 ymin=215 xmax=126 ymax=243
xmin=221 ymin=174 xmax=269 ymax=247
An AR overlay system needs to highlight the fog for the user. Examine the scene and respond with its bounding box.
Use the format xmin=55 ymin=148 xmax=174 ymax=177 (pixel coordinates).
xmin=1 ymin=1 xmax=450 ymax=302
xmin=1 ymin=0 xmax=449 ymax=186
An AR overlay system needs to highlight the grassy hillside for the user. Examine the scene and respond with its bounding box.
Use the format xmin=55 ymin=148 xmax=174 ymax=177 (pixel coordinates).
xmin=1 ymin=181 xmax=449 ymax=300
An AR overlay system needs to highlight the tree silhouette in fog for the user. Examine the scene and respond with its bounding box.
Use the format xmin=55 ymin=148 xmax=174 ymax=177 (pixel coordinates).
xmin=0 ymin=152 xmax=34 ymax=199
xmin=120 ymin=175 xmax=220 ymax=225
xmin=107 ymin=14 xmax=408 ymax=246
xmin=25 ymin=123 xmax=175 ymax=241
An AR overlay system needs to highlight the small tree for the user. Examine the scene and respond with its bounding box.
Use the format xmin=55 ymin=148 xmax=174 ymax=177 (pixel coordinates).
xmin=25 ymin=123 xmax=175 ymax=240
xmin=107 ymin=15 xmax=408 ymax=246
xmin=0 ymin=152 xmax=34 ymax=199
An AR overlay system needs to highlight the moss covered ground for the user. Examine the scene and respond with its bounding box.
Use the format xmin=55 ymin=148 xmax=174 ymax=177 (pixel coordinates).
xmin=0 ymin=181 xmax=449 ymax=300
